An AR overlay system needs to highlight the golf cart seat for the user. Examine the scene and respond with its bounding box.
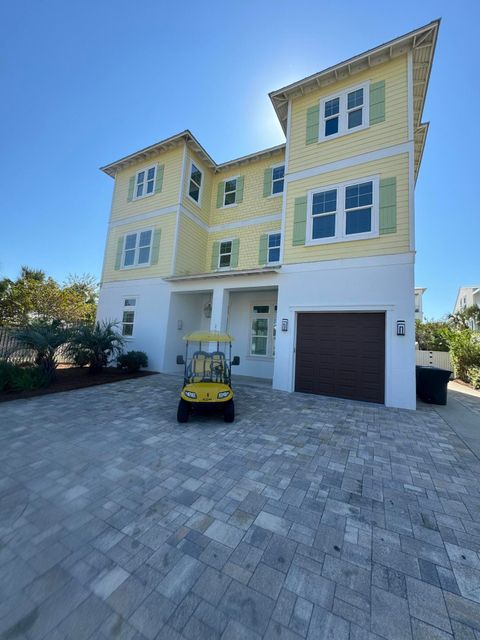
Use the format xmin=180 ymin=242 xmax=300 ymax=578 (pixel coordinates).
xmin=187 ymin=351 xmax=211 ymax=382
xmin=210 ymin=351 xmax=227 ymax=382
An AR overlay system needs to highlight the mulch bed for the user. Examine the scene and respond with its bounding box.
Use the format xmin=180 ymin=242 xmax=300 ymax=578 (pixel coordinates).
xmin=0 ymin=367 xmax=155 ymax=403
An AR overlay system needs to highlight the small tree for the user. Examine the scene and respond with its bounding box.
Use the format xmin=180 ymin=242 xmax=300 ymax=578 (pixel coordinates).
xmin=448 ymin=305 xmax=480 ymax=330
xmin=68 ymin=321 xmax=124 ymax=373
xmin=441 ymin=328 xmax=480 ymax=382
xmin=415 ymin=320 xmax=450 ymax=352
xmin=12 ymin=320 xmax=71 ymax=380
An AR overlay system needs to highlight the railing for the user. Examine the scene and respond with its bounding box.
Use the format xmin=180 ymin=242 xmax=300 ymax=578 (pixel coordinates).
xmin=416 ymin=349 xmax=453 ymax=377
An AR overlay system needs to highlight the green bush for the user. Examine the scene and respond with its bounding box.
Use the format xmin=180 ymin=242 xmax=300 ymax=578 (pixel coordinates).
xmin=117 ymin=351 xmax=148 ymax=373
xmin=0 ymin=362 xmax=50 ymax=392
xmin=0 ymin=361 xmax=16 ymax=391
xmin=442 ymin=329 xmax=480 ymax=382
xmin=72 ymin=349 xmax=90 ymax=368
xmin=415 ymin=320 xmax=449 ymax=351
xmin=67 ymin=321 xmax=125 ymax=373
xmin=468 ymin=366 xmax=480 ymax=390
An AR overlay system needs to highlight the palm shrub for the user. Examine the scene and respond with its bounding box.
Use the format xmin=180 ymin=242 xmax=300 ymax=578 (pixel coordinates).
xmin=12 ymin=320 xmax=70 ymax=380
xmin=117 ymin=351 xmax=148 ymax=373
xmin=69 ymin=321 xmax=124 ymax=373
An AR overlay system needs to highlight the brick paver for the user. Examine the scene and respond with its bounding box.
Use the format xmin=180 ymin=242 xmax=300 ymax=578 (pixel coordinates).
xmin=1 ymin=373 xmax=480 ymax=639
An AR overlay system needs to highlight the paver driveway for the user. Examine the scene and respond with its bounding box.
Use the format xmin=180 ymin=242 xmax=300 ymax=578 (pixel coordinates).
xmin=1 ymin=374 xmax=480 ymax=640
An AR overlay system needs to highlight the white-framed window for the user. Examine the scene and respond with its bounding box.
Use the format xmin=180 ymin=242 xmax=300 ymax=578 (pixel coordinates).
xmin=188 ymin=161 xmax=203 ymax=204
xmin=306 ymin=176 xmax=379 ymax=245
xmin=319 ymin=82 xmax=369 ymax=141
xmin=223 ymin=178 xmax=237 ymax=206
xmin=122 ymin=229 xmax=153 ymax=268
xmin=218 ymin=240 xmax=233 ymax=268
xmin=249 ymin=304 xmax=277 ymax=357
xmin=134 ymin=165 xmax=156 ymax=199
xmin=271 ymin=165 xmax=285 ymax=195
xmin=122 ymin=298 xmax=136 ymax=336
xmin=267 ymin=232 xmax=281 ymax=263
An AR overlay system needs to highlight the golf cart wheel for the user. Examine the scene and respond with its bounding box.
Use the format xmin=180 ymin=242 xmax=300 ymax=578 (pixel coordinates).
xmin=223 ymin=400 xmax=235 ymax=423
xmin=177 ymin=399 xmax=190 ymax=423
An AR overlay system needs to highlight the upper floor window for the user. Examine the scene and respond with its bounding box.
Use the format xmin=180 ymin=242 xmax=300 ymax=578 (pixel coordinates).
xmin=219 ymin=240 xmax=232 ymax=268
xmin=188 ymin=162 xmax=203 ymax=204
xmin=122 ymin=229 xmax=152 ymax=268
xmin=307 ymin=177 xmax=378 ymax=245
xmin=134 ymin=165 xmax=156 ymax=199
xmin=320 ymin=83 xmax=369 ymax=141
xmin=267 ymin=232 xmax=281 ymax=263
xmin=271 ymin=165 xmax=285 ymax=195
xmin=122 ymin=298 xmax=136 ymax=336
xmin=224 ymin=178 xmax=237 ymax=206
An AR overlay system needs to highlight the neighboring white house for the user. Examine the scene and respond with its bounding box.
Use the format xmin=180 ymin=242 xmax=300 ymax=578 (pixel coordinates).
xmin=453 ymin=286 xmax=480 ymax=329
xmin=414 ymin=287 xmax=426 ymax=321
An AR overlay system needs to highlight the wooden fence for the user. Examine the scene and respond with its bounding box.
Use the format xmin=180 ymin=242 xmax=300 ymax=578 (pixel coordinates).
xmin=0 ymin=327 xmax=73 ymax=364
xmin=416 ymin=350 xmax=453 ymax=377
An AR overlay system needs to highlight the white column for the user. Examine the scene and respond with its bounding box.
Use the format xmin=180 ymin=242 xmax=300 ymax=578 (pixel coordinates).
xmin=210 ymin=286 xmax=229 ymax=332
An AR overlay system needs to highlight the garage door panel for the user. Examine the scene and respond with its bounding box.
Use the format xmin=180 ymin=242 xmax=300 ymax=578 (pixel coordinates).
xmin=295 ymin=312 xmax=385 ymax=403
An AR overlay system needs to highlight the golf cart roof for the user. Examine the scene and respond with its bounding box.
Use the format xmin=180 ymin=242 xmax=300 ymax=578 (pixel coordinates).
xmin=183 ymin=331 xmax=234 ymax=343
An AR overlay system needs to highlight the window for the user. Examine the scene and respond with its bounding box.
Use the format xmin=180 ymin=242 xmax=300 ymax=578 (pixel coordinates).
xmin=267 ymin=232 xmax=281 ymax=263
xmin=134 ymin=165 xmax=156 ymax=199
xmin=320 ymin=83 xmax=369 ymax=141
xmin=188 ymin=162 xmax=203 ymax=203
xmin=219 ymin=241 xmax=232 ymax=268
xmin=224 ymin=179 xmax=237 ymax=206
xmin=250 ymin=304 xmax=277 ymax=357
xmin=122 ymin=229 xmax=153 ymax=268
xmin=271 ymin=165 xmax=285 ymax=195
xmin=307 ymin=177 xmax=378 ymax=245
xmin=122 ymin=298 xmax=136 ymax=336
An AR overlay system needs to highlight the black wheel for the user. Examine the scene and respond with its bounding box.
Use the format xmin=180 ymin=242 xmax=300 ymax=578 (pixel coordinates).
xmin=177 ymin=399 xmax=190 ymax=423
xmin=223 ymin=399 xmax=235 ymax=423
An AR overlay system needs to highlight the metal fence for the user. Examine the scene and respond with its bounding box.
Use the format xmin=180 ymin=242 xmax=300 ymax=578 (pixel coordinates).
xmin=416 ymin=349 xmax=454 ymax=377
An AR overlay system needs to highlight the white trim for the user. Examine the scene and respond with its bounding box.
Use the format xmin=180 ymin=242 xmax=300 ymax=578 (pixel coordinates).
xmin=218 ymin=238 xmax=234 ymax=269
xmin=110 ymin=205 xmax=178 ymax=229
xmin=266 ymin=230 xmax=282 ymax=265
xmin=305 ymin=175 xmax=379 ymax=246
xmin=120 ymin=227 xmax=154 ymax=270
xmin=186 ymin=158 xmax=204 ymax=207
xmin=121 ymin=296 xmax=137 ymax=337
xmin=179 ymin=206 xmax=209 ymax=231
xmin=286 ymin=142 xmax=412 ymax=184
xmin=269 ymin=162 xmax=285 ymax=197
xmin=249 ymin=302 xmax=276 ymax=358
xmin=407 ymin=51 xmax=415 ymax=253
xmin=99 ymin=169 xmax=118 ymax=285
xmin=171 ymin=144 xmax=188 ymax=274
xmin=281 ymin=251 xmax=414 ymax=273
xmin=285 ymin=99 xmax=292 ymax=174
xmin=132 ymin=164 xmax=157 ymax=200
xmin=319 ymin=82 xmax=370 ymax=142
xmin=220 ymin=175 xmax=240 ymax=208
xmin=209 ymin=212 xmax=282 ymax=233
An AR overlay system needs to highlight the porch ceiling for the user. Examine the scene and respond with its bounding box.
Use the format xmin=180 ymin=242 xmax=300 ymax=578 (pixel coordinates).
xmin=164 ymin=267 xmax=281 ymax=282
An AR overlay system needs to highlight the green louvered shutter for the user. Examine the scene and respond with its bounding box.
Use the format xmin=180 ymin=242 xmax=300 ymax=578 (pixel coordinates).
xmin=293 ymin=196 xmax=308 ymax=245
xmin=216 ymin=182 xmax=224 ymax=208
xmin=258 ymin=234 xmax=268 ymax=265
xmin=127 ymin=176 xmax=135 ymax=202
xmin=370 ymin=81 xmax=386 ymax=125
xmin=306 ymin=105 xmax=320 ymax=145
xmin=150 ymin=228 xmax=162 ymax=264
xmin=230 ymin=239 xmax=240 ymax=267
xmin=155 ymin=165 xmax=164 ymax=193
xmin=263 ymin=168 xmax=272 ymax=197
xmin=379 ymin=178 xmax=397 ymax=234
xmin=236 ymin=176 xmax=244 ymax=203
xmin=211 ymin=242 xmax=220 ymax=269
xmin=114 ymin=237 xmax=124 ymax=270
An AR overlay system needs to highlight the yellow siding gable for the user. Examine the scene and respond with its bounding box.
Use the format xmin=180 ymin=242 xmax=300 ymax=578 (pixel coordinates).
xmin=175 ymin=213 xmax=209 ymax=276
xmin=288 ymin=55 xmax=408 ymax=174
xmin=110 ymin=146 xmax=183 ymax=222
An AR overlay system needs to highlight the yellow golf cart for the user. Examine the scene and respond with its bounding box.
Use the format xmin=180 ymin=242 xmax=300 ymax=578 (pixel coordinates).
xmin=176 ymin=331 xmax=240 ymax=423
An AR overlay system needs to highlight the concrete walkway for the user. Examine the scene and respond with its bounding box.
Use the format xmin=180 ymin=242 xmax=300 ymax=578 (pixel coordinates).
xmin=1 ymin=374 xmax=480 ymax=639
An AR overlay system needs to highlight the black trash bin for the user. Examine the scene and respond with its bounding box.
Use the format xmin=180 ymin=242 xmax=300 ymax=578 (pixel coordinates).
xmin=416 ymin=365 xmax=452 ymax=405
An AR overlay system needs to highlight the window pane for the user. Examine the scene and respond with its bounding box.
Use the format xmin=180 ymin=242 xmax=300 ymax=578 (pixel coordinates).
xmin=348 ymin=108 xmax=363 ymax=129
xmin=325 ymin=117 xmax=339 ymax=136
xmin=189 ymin=183 xmax=200 ymax=201
xmin=125 ymin=234 xmax=137 ymax=250
xmin=347 ymin=88 xmax=363 ymax=109
xmin=138 ymin=247 xmax=150 ymax=264
xmin=325 ymin=97 xmax=339 ymax=117
xmin=191 ymin=165 xmax=202 ymax=186
xmin=124 ymin=249 xmax=135 ymax=266
xmin=123 ymin=311 xmax=135 ymax=323
xmin=124 ymin=298 xmax=136 ymax=307
xmin=252 ymin=318 xmax=269 ymax=335
xmin=122 ymin=324 xmax=133 ymax=337
xmin=147 ymin=167 xmax=156 ymax=180
xmin=251 ymin=336 xmax=267 ymax=355
xmin=253 ymin=305 xmax=270 ymax=314
xmin=220 ymin=241 xmax=232 ymax=254
xmin=345 ymin=182 xmax=372 ymax=209
xmin=268 ymin=247 xmax=280 ymax=262
xmin=136 ymin=184 xmax=144 ymax=197
xmin=312 ymin=214 xmax=336 ymax=239
xmin=268 ymin=233 xmax=281 ymax=248
xmin=146 ymin=180 xmax=154 ymax=194
xmin=139 ymin=230 xmax=152 ymax=247
xmin=272 ymin=179 xmax=284 ymax=194
xmin=346 ymin=208 xmax=371 ymax=235
xmin=136 ymin=171 xmax=145 ymax=184
xmin=224 ymin=179 xmax=236 ymax=193
xmin=272 ymin=165 xmax=284 ymax=180
xmin=312 ymin=190 xmax=337 ymax=215
xmin=219 ymin=254 xmax=231 ymax=267
xmin=224 ymin=191 xmax=236 ymax=205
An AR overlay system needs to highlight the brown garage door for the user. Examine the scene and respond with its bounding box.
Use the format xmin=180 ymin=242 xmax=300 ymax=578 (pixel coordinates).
xmin=295 ymin=312 xmax=385 ymax=404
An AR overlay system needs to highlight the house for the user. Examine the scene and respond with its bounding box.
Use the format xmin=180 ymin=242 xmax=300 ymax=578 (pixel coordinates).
xmin=96 ymin=20 xmax=439 ymax=410
xmin=415 ymin=287 xmax=426 ymax=321
xmin=453 ymin=286 xmax=480 ymax=329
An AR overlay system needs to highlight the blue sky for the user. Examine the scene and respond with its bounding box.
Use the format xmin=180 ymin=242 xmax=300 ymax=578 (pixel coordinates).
xmin=0 ymin=0 xmax=478 ymax=320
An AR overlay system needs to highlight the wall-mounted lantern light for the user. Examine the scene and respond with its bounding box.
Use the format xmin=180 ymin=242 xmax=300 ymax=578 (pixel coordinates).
xmin=177 ymin=320 xmax=183 ymax=330
xmin=396 ymin=320 xmax=406 ymax=336
xmin=203 ymin=302 xmax=212 ymax=318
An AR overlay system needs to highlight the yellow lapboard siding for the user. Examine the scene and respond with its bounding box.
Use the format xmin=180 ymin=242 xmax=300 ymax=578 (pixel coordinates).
xmin=110 ymin=146 xmax=183 ymax=222
xmin=175 ymin=213 xmax=209 ymax=276
xmin=288 ymin=55 xmax=408 ymax=174
xmin=210 ymin=152 xmax=285 ymax=226
xmin=284 ymin=153 xmax=409 ymax=264
xmin=102 ymin=213 xmax=177 ymax=282
xmin=205 ymin=221 xmax=281 ymax=272
xmin=181 ymin=151 xmax=214 ymax=226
